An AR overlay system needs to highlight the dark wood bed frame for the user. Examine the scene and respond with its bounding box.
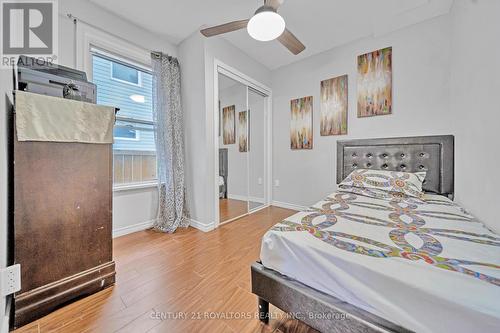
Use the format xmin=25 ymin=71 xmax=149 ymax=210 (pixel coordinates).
xmin=251 ymin=135 xmax=454 ymax=333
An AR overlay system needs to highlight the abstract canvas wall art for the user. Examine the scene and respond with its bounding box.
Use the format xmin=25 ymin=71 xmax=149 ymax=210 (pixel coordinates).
xmin=357 ymin=47 xmax=392 ymax=117
xmin=222 ymin=105 xmax=235 ymax=144
xmin=238 ymin=110 xmax=249 ymax=152
xmin=290 ymin=96 xmax=313 ymax=150
xmin=320 ymin=75 xmax=348 ymax=136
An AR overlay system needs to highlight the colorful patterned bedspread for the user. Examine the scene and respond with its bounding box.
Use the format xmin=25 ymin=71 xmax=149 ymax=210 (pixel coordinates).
xmin=260 ymin=190 xmax=500 ymax=332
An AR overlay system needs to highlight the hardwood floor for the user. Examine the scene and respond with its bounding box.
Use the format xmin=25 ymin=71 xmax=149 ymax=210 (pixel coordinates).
xmin=219 ymin=198 xmax=248 ymax=222
xmin=13 ymin=206 xmax=318 ymax=333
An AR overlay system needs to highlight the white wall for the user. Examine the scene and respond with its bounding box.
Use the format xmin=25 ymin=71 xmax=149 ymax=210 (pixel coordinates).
xmin=219 ymin=82 xmax=249 ymax=200
xmin=179 ymin=34 xmax=271 ymax=228
xmin=1 ymin=0 xmax=494 ymax=255
xmin=271 ymin=2 xmax=500 ymax=232
xmin=56 ymin=0 xmax=177 ymax=236
xmin=0 ymin=13 xmax=177 ymax=330
xmin=449 ymin=0 xmax=500 ymax=233
xmin=204 ymin=38 xmax=272 ymax=90
xmin=178 ymin=31 xmax=207 ymax=226
xmin=271 ymin=15 xmax=453 ymax=208
xmin=57 ymin=0 xmax=177 ymax=68
xmin=203 ymin=38 xmax=271 ymax=225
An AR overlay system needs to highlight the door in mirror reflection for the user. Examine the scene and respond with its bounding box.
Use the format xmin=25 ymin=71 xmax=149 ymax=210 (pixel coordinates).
xmin=247 ymin=87 xmax=266 ymax=212
xmin=218 ymin=73 xmax=249 ymax=223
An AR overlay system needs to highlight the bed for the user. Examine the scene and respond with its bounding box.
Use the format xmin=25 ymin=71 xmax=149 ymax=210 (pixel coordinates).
xmin=252 ymin=135 xmax=500 ymax=333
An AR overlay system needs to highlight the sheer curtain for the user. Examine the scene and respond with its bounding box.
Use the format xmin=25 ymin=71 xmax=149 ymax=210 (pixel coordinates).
xmin=151 ymin=52 xmax=189 ymax=233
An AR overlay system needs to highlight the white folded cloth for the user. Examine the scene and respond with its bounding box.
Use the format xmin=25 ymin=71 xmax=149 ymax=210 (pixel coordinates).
xmin=15 ymin=90 xmax=115 ymax=144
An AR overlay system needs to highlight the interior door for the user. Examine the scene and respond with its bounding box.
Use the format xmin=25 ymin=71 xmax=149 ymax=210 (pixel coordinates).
xmin=247 ymin=87 xmax=267 ymax=211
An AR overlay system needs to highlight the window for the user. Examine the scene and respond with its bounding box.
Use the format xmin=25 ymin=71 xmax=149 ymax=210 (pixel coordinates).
xmin=92 ymin=52 xmax=156 ymax=187
xmin=113 ymin=124 xmax=138 ymax=140
xmin=111 ymin=61 xmax=141 ymax=85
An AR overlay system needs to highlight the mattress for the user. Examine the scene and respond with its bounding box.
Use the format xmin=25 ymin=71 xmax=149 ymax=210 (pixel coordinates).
xmin=261 ymin=191 xmax=500 ymax=333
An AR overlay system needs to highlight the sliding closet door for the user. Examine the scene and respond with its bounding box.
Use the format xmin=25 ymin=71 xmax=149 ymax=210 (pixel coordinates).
xmin=247 ymin=87 xmax=266 ymax=211
xmin=218 ymin=73 xmax=249 ymax=223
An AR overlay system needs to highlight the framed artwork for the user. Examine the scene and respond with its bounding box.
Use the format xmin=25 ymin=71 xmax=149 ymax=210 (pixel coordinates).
xmin=222 ymin=105 xmax=235 ymax=144
xmin=320 ymin=75 xmax=348 ymax=136
xmin=290 ymin=96 xmax=313 ymax=150
xmin=357 ymin=47 xmax=392 ymax=117
xmin=238 ymin=110 xmax=249 ymax=152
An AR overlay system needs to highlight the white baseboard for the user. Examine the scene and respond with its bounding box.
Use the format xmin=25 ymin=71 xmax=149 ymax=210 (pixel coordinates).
xmin=189 ymin=219 xmax=215 ymax=233
xmin=227 ymin=194 xmax=247 ymax=201
xmin=248 ymin=196 xmax=266 ymax=204
xmin=227 ymin=194 xmax=266 ymax=204
xmin=112 ymin=219 xmax=155 ymax=238
xmin=271 ymin=200 xmax=308 ymax=211
xmin=248 ymin=203 xmax=270 ymax=214
xmin=113 ymin=218 xmax=215 ymax=237
xmin=111 ymin=201 xmax=303 ymax=237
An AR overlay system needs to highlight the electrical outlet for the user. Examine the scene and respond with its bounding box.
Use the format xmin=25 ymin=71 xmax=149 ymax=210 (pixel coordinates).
xmin=274 ymin=179 xmax=280 ymax=187
xmin=1 ymin=264 xmax=21 ymax=296
xmin=258 ymin=177 xmax=263 ymax=185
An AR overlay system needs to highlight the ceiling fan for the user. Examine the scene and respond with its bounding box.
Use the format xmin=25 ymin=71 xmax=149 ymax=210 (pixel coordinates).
xmin=200 ymin=0 xmax=305 ymax=55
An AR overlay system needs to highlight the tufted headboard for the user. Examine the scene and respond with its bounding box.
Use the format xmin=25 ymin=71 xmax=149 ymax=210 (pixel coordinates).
xmin=336 ymin=135 xmax=454 ymax=198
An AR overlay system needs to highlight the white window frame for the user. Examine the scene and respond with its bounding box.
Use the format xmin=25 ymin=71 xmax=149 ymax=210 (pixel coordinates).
xmin=76 ymin=24 xmax=151 ymax=81
xmin=77 ymin=25 xmax=157 ymax=190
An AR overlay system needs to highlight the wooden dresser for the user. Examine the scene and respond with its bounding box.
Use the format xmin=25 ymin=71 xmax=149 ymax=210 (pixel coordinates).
xmin=12 ymin=118 xmax=116 ymax=329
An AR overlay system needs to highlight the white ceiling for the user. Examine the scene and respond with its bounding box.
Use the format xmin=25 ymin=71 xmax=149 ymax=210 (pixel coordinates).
xmin=88 ymin=0 xmax=453 ymax=70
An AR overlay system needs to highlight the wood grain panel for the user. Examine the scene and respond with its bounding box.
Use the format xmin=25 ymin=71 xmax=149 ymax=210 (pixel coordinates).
xmin=200 ymin=20 xmax=249 ymax=37
xmin=13 ymin=119 xmax=115 ymax=328
xmin=278 ymin=29 xmax=306 ymax=55
xmin=14 ymin=140 xmax=113 ymax=290
xmin=14 ymin=207 xmax=318 ymax=333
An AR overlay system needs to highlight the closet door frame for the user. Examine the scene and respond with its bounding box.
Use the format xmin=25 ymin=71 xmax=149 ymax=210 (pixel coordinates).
xmin=213 ymin=59 xmax=272 ymax=229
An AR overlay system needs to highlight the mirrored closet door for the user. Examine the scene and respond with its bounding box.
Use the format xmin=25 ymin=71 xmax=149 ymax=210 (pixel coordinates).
xmin=218 ymin=73 xmax=249 ymax=223
xmin=247 ymin=87 xmax=266 ymax=212
xmin=217 ymin=71 xmax=269 ymax=224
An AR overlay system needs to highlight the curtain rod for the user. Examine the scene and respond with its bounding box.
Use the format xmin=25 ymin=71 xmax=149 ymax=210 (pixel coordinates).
xmin=66 ymin=13 xmax=162 ymax=59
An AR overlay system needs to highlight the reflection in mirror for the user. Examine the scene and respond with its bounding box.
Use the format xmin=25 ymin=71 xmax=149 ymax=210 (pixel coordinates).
xmin=248 ymin=87 xmax=266 ymax=211
xmin=218 ymin=73 xmax=249 ymax=223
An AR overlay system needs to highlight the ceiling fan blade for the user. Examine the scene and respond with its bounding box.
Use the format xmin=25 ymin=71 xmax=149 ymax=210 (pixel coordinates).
xmin=200 ymin=19 xmax=249 ymax=37
xmin=278 ymin=29 xmax=306 ymax=55
xmin=265 ymin=0 xmax=284 ymax=10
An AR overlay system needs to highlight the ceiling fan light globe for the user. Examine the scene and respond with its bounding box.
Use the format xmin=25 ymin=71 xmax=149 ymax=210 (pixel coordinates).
xmin=247 ymin=11 xmax=285 ymax=42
